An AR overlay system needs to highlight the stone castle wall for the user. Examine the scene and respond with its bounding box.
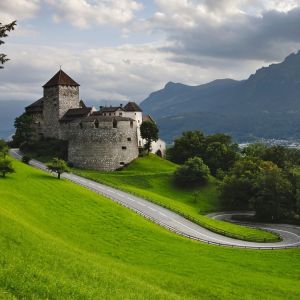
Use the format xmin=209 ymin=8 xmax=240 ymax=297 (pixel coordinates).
xmin=64 ymin=119 xmax=139 ymax=171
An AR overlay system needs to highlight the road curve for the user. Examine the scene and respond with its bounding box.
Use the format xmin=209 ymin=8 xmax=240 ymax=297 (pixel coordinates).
xmin=10 ymin=149 xmax=300 ymax=250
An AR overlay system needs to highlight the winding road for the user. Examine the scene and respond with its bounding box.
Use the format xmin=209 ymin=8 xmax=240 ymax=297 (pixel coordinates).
xmin=10 ymin=149 xmax=300 ymax=250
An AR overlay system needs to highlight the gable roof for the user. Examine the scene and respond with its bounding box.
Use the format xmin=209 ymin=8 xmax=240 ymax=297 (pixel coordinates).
xmin=25 ymin=97 xmax=44 ymax=113
xmin=124 ymin=101 xmax=142 ymax=112
xmin=43 ymin=69 xmax=80 ymax=88
xmin=142 ymin=114 xmax=156 ymax=124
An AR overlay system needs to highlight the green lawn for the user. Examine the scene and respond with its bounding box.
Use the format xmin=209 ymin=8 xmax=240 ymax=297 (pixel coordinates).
xmin=0 ymin=160 xmax=300 ymax=299
xmin=73 ymin=154 xmax=278 ymax=242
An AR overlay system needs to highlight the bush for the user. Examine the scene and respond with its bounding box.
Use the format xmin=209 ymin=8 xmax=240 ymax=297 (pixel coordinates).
xmin=22 ymin=155 xmax=31 ymax=164
xmin=174 ymin=157 xmax=210 ymax=187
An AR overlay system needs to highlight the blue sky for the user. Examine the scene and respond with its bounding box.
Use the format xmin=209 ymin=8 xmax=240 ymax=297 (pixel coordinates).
xmin=1 ymin=0 xmax=300 ymax=104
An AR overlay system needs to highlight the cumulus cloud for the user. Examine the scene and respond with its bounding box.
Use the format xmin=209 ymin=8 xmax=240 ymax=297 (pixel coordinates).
xmin=0 ymin=0 xmax=40 ymax=23
xmin=45 ymin=0 xmax=143 ymax=28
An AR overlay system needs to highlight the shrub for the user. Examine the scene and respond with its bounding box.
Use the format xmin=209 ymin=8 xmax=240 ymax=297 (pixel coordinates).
xmin=22 ymin=155 xmax=31 ymax=164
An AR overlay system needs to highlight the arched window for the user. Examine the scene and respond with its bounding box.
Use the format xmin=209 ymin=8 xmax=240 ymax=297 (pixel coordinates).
xmin=113 ymin=119 xmax=118 ymax=128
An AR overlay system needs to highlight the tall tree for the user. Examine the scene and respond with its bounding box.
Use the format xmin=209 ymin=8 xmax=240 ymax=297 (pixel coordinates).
xmin=140 ymin=121 xmax=159 ymax=154
xmin=13 ymin=113 xmax=33 ymax=146
xmin=0 ymin=20 xmax=17 ymax=69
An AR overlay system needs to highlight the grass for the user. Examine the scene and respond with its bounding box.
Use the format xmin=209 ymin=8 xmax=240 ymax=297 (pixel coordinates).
xmin=73 ymin=154 xmax=279 ymax=242
xmin=0 ymin=160 xmax=300 ymax=299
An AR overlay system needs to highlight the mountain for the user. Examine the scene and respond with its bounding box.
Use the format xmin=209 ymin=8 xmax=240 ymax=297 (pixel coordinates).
xmin=140 ymin=51 xmax=300 ymax=142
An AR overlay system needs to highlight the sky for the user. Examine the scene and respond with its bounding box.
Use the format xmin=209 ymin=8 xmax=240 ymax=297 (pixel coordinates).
xmin=1 ymin=0 xmax=300 ymax=104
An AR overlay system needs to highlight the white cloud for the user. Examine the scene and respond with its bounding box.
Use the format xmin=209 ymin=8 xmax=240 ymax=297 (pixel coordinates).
xmin=0 ymin=41 xmax=263 ymax=103
xmin=45 ymin=0 xmax=143 ymax=28
xmin=0 ymin=0 xmax=40 ymax=23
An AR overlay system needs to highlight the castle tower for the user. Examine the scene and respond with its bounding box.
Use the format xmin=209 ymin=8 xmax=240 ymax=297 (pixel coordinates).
xmin=42 ymin=69 xmax=80 ymax=138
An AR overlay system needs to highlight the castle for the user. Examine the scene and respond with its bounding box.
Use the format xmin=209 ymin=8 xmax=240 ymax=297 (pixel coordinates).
xmin=25 ymin=69 xmax=166 ymax=170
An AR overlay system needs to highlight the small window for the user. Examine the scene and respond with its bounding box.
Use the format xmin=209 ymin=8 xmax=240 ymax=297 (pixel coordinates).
xmin=113 ymin=119 xmax=118 ymax=128
xmin=120 ymin=162 xmax=125 ymax=166
xmin=109 ymin=113 xmax=111 ymax=116
xmin=94 ymin=120 xmax=99 ymax=128
xmin=122 ymin=146 xmax=127 ymax=150
xmin=135 ymin=113 xmax=136 ymax=115
xmin=119 ymin=112 xmax=122 ymax=116
xmin=130 ymin=121 xmax=133 ymax=128
xmin=127 ymin=137 xmax=131 ymax=141
xmin=79 ymin=122 xmax=83 ymax=129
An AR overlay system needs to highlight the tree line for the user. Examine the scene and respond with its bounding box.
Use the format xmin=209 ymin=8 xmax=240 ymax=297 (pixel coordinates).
xmin=168 ymin=131 xmax=300 ymax=223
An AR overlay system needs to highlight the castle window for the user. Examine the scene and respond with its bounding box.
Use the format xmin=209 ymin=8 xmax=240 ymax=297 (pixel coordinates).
xmin=113 ymin=119 xmax=118 ymax=128
xmin=109 ymin=113 xmax=111 ymax=116
xmin=127 ymin=137 xmax=131 ymax=141
xmin=120 ymin=162 xmax=125 ymax=166
xmin=79 ymin=122 xmax=83 ymax=129
xmin=119 ymin=112 xmax=122 ymax=116
xmin=94 ymin=119 xmax=99 ymax=128
xmin=122 ymin=146 xmax=127 ymax=150
xmin=130 ymin=121 xmax=133 ymax=128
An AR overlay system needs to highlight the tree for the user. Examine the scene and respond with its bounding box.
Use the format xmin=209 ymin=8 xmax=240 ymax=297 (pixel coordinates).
xmin=47 ymin=158 xmax=69 ymax=179
xmin=140 ymin=121 xmax=159 ymax=154
xmin=13 ymin=113 xmax=33 ymax=146
xmin=253 ymin=166 xmax=294 ymax=221
xmin=0 ymin=20 xmax=17 ymax=69
xmin=219 ymin=157 xmax=264 ymax=210
xmin=167 ymin=131 xmax=206 ymax=164
xmin=174 ymin=157 xmax=210 ymax=186
xmin=0 ymin=158 xmax=14 ymax=178
xmin=0 ymin=139 xmax=8 ymax=158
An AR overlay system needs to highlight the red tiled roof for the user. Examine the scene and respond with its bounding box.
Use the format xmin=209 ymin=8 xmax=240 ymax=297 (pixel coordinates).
xmin=43 ymin=69 xmax=80 ymax=88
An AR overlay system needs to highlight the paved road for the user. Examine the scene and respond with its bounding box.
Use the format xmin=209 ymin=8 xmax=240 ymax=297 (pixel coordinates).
xmin=10 ymin=149 xmax=300 ymax=249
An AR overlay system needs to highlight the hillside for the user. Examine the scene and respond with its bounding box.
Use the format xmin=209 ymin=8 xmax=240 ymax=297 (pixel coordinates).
xmin=1 ymin=160 xmax=300 ymax=299
xmin=73 ymin=154 xmax=278 ymax=242
xmin=140 ymin=51 xmax=300 ymax=142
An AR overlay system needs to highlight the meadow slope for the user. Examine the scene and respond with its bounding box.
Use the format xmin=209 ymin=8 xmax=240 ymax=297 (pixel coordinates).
xmin=73 ymin=155 xmax=278 ymax=242
xmin=0 ymin=160 xmax=300 ymax=299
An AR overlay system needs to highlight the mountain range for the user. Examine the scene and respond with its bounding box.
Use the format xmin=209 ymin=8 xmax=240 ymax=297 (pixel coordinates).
xmin=140 ymin=51 xmax=300 ymax=143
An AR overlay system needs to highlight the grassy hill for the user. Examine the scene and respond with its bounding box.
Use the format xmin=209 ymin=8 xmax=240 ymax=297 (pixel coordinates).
xmin=73 ymin=155 xmax=278 ymax=242
xmin=1 ymin=160 xmax=300 ymax=299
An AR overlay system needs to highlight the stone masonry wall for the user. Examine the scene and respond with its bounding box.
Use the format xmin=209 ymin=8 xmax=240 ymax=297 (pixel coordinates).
xmin=66 ymin=120 xmax=139 ymax=171
xmin=42 ymin=85 xmax=79 ymax=139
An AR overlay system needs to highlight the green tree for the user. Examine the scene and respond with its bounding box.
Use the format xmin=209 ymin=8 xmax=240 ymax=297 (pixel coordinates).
xmin=219 ymin=157 xmax=263 ymax=210
xmin=0 ymin=20 xmax=17 ymax=69
xmin=47 ymin=158 xmax=69 ymax=179
xmin=253 ymin=166 xmax=294 ymax=221
xmin=167 ymin=131 xmax=206 ymax=164
xmin=0 ymin=158 xmax=14 ymax=178
xmin=140 ymin=121 xmax=159 ymax=154
xmin=174 ymin=156 xmax=210 ymax=186
xmin=13 ymin=113 xmax=33 ymax=146
xmin=242 ymin=143 xmax=268 ymax=159
xmin=0 ymin=139 xmax=8 ymax=158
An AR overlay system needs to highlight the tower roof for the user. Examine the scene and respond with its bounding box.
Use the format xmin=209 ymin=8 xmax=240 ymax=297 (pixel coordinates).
xmin=124 ymin=101 xmax=142 ymax=112
xmin=43 ymin=69 xmax=80 ymax=88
